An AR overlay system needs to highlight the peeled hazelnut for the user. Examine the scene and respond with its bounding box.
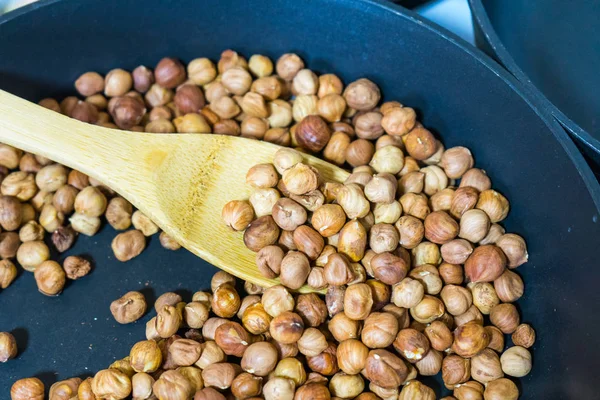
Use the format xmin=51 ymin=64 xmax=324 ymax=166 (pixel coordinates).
xmin=373 ymin=201 xmax=402 ymax=225
xmin=439 ymin=262 xmax=464 ymax=285
xmin=129 ymin=340 xmax=162 ymax=373
xmin=154 ymin=57 xmax=186 ymax=88
xmin=399 ymin=381 xmax=435 ymax=400
xmin=369 ymin=145 xmax=405 ymax=174
xmin=329 ymin=372 xmax=365 ymax=399
xmin=48 ymin=377 xmax=82 ymax=400
xmin=440 ymin=147 xmax=474 ymax=179
xmin=398 ymin=171 xmax=425 ymax=195
xmin=0 ymin=259 xmax=17 ymax=289
xmin=471 ymin=348 xmax=503 ymax=383
xmin=276 ymin=53 xmax=305 ymax=80
xmin=281 ymin=163 xmax=319 ymax=196
xmin=476 ymin=190 xmax=509 ymax=223
xmin=455 ymin=305 xmax=484 ymax=327
xmin=496 ymin=233 xmax=528 ymax=268
xmin=470 ymin=282 xmax=500 ymax=315
xmin=354 ymin=111 xmax=384 ymax=139
xmin=0 ymin=331 xmax=17 ymax=362
xmin=244 ymin=215 xmax=280 ymax=252
xmin=62 ymin=255 xmax=91 ymax=280
xmin=16 ymin=240 xmax=50 ymax=272
xmin=75 ymin=71 xmax=104 ymax=96
xmin=345 ymin=139 xmax=375 ymax=167
xmin=449 ymin=187 xmax=478 ymax=218
xmin=156 ymin=305 xmax=182 ymax=338
xmin=421 ymin=165 xmax=448 ymax=196
xmin=392 ymin=277 xmax=424 ymax=309
xmin=400 ymin=192 xmax=430 ymax=220
xmin=298 ymin=327 xmax=328 ymax=356
xmin=344 ymin=283 xmax=373 ymax=320
xmin=263 ymin=377 xmax=296 ymax=400
xmin=423 ymin=140 xmax=445 ymax=165
xmin=317 ymin=73 xmax=344 ymax=97
xmin=110 ymin=291 xmax=146 ymax=324
xmin=194 ymin=387 xmax=226 ymax=400
xmin=195 ymin=340 xmax=226 ymax=369
xmin=393 ymin=327 xmax=430 ymax=363
xmin=452 ymin=321 xmax=490 ymax=358
xmin=2 ymin=171 xmax=37 ymax=201
xmin=249 ymin=188 xmax=280 ymax=217
xmin=425 ymin=320 xmax=453 ymax=351
xmin=453 ymin=380 xmax=484 ymax=400
xmin=410 ymin=295 xmax=445 ymax=324
xmin=343 ymin=78 xmax=380 ymax=111
xmin=255 ymin=245 xmax=284 ymax=279
xmin=337 ymin=219 xmax=367 ymax=262
xmin=295 ymin=383 xmax=332 ymax=400
xmin=412 ymin=241 xmax=441 ymax=266
xmin=270 ymin=311 xmax=304 ymax=344
xmin=424 ymin=211 xmax=459 ymax=244
xmin=381 ymin=106 xmax=416 ymax=136
xmin=34 ymin=260 xmax=65 ymax=296
xmin=369 ymin=223 xmax=399 ymax=253
xmin=441 ymin=285 xmax=473 ymax=316
xmin=153 ymin=370 xmax=194 ymax=400
xmin=415 ymin=347 xmax=442 ymax=376
xmin=464 ymin=245 xmax=507 ymax=283
xmin=131 ymin=210 xmax=159 ymax=236
xmin=483 ymin=378 xmax=519 ymax=400
xmin=91 ymin=369 xmax=132 ymax=399
xmin=459 ymin=209 xmax=491 ymax=243
xmin=292 ymin=94 xmax=319 ymax=122
xmin=174 ymin=112 xmax=211 ymax=133
xmin=293 ymin=225 xmax=324 ymax=260
xmin=111 ymin=230 xmax=146 ymax=261
xmin=512 ymin=323 xmax=535 ymax=348
xmin=442 ymin=354 xmax=471 ymax=387
xmin=108 ymin=95 xmax=146 ymax=129
xmin=230 ymin=372 xmax=263 ymax=399
xmin=361 ymin=312 xmax=399 ymax=348
xmin=131 ymin=65 xmax=154 ymax=93
xmin=441 ymin=239 xmax=473 ymax=265
xmin=155 ymin=292 xmax=183 ymax=312
xmin=404 ymin=126 xmax=437 ymax=160
xmin=489 ymin=303 xmax=520 ymax=334
xmin=337 ymin=339 xmax=369 ymax=374
xmin=0 ymin=195 xmax=22 ymax=231
xmin=337 ymin=184 xmax=370 ymax=219
xmin=393 ymin=215 xmax=423 ymax=250
xmin=214 ymin=321 xmax=253 ymax=357
xmin=295 ymin=293 xmax=327 ymax=327
xmin=311 ymin=204 xmax=345 ymax=237
xmin=184 ymin=301 xmax=210 ymax=329
xmin=262 ymin=285 xmax=295 ymax=317
xmin=280 ymin=250 xmax=311 ymax=289
xmin=11 ymin=377 xmax=45 ymax=400
xmin=292 ymin=68 xmax=318 ymax=96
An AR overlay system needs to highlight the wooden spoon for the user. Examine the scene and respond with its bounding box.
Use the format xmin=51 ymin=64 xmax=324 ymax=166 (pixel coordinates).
xmin=0 ymin=90 xmax=349 ymax=292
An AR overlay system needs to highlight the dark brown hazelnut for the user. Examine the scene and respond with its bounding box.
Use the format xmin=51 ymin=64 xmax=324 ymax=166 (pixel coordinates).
xmin=215 ymin=321 xmax=253 ymax=357
xmin=231 ymin=372 xmax=263 ymax=399
xmin=393 ymin=328 xmax=430 ymax=363
xmin=212 ymin=284 xmax=241 ymax=318
xmin=174 ymin=84 xmax=206 ymax=114
xmin=132 ymin=65 xmax=154 ymax=93
xmin=307 ymin=342 xmax=339 ymax=376
xmin=155 ymin=57 xmax=186 ymax=88
xmin=294 ymin=115 xmax=331 ymax=152
xmin=295 ymin=293 xmax=328 ymax=327
xmin=0 ymin=232 xmax=20 ymax=259
xmin=244 ymin=215 xmax=280 ymax=252
xmin=0 ymin=195 xmax=22 ymax=231
xmin=52 ymin=225 xmax=77 ymax=253
xmin=293 ymin=225 xmax=324 ymax=260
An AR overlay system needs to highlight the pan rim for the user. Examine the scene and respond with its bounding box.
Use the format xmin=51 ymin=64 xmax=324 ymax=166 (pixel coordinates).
xmin=1 ymin=0 xmax=599 ymax=210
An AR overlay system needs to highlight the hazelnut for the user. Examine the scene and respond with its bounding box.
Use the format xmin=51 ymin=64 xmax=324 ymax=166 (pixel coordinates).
xmin=476 ymin=190 xmax=509 ymax=223
xmin=0 ymin=144 xmax=22 ymax=169
xmin=156 ymin=305 xmax=182 ymax=338
xmin=108 ymin=95 xmax=146 ymax=129
xmin=318 ymin=94 xmax=347 ymax=123
xmin=11 ymin=377 xmax=45 ymax=400
xmin=212 ymin=118 xmax=240 ymax=136
xmin=483 ymin=378 xmax=519 ymax=400
xmin=381 ymin=106 xmax=416 ymax=136
xmin=439 ymin=262 xmax=464 ymax=285
xmin=168 ymin=338 xmax=203 ymax=367
xmin=39 ymin=203 xmax=64 ymax=232
xmin=337 ymin=184 xmax=370 ymax=219
xmin=230 ymin=372 xmax=263 ymax=399
xmin=455 ymin=305 xmax=484 ymax=327
xmin=173 ymin=84 xmax=205 ymax=115
xmin=453 ymin=380 xmax=484 ymax=400
xmin=129 ymin=340 xmax=162 ymax=373
xmin=361 ymin=312 xmax=399 ymax=348
xmin=354 ymin=111 xmax=384 ymax=139
xmin=270 ymin=311 xmax=304 ymax=344
xmin=145 ymin=83 xmax=174 ymax=107
xmin=512 ymin=324 xmax=535 ymax=348
xmin=470 ymin=282 xmax=500 ymax=314
xmin=111 ymin=230 xmax=146 ymax=261
xmin=244 ymin=215 xmax=280 ymax=252
xmin=295 ymin=383 xmax=331 ymax=400
xmin=370 ymin=145 xmax=405 ymax=174
xmin=412 ymin=241 xmax=441 ymax=266
xmin=373 ymin=201 xmax=402 ymax=224
xmin=159 ymin=231 xmax=181 ymax=251
xmin=247 ymin=54 xmax=273 ymax=78
xmin=416 ymin=347 xmax=443 ymax=376
xmin=496 ymin=233 xmax=528 ymax=268
xmin=75 ymin=71 xmax=105 ymax=96
xmin=0 ymin=259 xmax=17 ymax=289
xmin=421 ymin=165 xmax=448 ymax=196
xmin=39 ymin=98 xmax=61 ymax=112
xmin=281 ymin=163 xmax=319 ymax=196
xmin=450 ymin=186 xmax=479 ymax=218
xmin=293 ymin=225 xmax=324 ymax=260
xmin=0 ymin=331 xmax=17 ymax=362
xmin=52 ymin=184 xmax=79 ymax=214
xmin=194 ymin=387 xmax=226 ymax=400
xmin=425 ymin=320 xmax=453 ymax=351
xmin=441 ymin=285 xmax=473 ymax=316
xmin=442 ymin=354 xmax=471 ymax=386
xmin=424 ymin=211 xmax=459 ymax=244
xmin=249 ymin=188 xmax=280 ymax=217
xmin=184 ymin=301 xmax=210 ymax=329
xmin=336 ymin=339 xmax=369 ymax=374
xmin=263 ymin=377 xmax=296 ymax=400
xmin=62 ymin=255 xmax=91 ymax=280
xmin=489 ymin=303 xmax=520 ymax=334
xmin=0 ymin=195 xmax=22 ymax=230
xmin=316 ymin=73 xmax=343 ymax=98
xmin=130 ymin=212 xmax=159 ymax=238
xmin=155 ymin=292 xmax=183 ymax=312
xmin=366 ymin=279 xmax=391 ymax=310
xmin=307 ymin=342 xmax=340 ymax=375
xmin=105 ymin=197 xmax=133 ymax=230
xmin=0 ymin=232 xmax=21 ymax=258
xmin=103 ymin=68 xmax=133 ymax=97
xmin=110 ymin=291 xmax=146 ymax=324
xmin=294 ymin=115 xmax=332 ymax=152
xmin=337 ymin=219 xmax=368 ymax=262
xmin=195 ymin=340 xmax=226 ymax=369
xmin=326 ymin=285 xmax=346 ymax=317
xmin=153 ymin=370 xmax=194 ymax=399
xmin=154 ymin=57 xmax=186 ymax=88
xmin=92 ymin=369 xmax=132 ymax=399
xmin=400 ymin=192 xmax=430 ymax=220
xmin=392 ymin=277 xmax=424 ymax=308
xmin=298 ymin=327 xmax=328 ymax=356
xmin=221 ymin=200 xmax=254 ymax=231
xmin=295 ymin=293 xmax=327 ymax=327
xmin=471 ymin=348 xmax=503 ymax=383
xmin=500 ymin=346 xmax=532 ymax=377
xmin=34 ymin=260 xmax=65 ymax=296
xmin=292 ymin=69 xmax=319 ymax=96
xmin=221 ymin=67 xmax=252 ymax=96
xmin=329 ymin=372 xmax=365 ymax=398
xmin=441 ymin=239 xmax=474 ymax=264
xmin=464 ymin=245 xmax=507 ymax=283
xmin=273 ymin=148 xmax=303 ymax=175
xmin=311 ymin=204 xmax=345 ymax=237
xmin=393 ymin=328 xmax=430 ymax=363
xmin=2 ymin=171 xmax=37 ymax=201
xmin=16 ymin=240 xmax=50 ymax=271
xmin=452 ymin=321 xmax=490 ymax=358
xmin=74 ymin=186 xmax=107 ymax=217
xmin=440 ymin=147 xmax=474 ymax=179
xmin=292 ymin=94 xmax=319 ymax=122
xmin=307 ymin=266 xmax=327 ymax=290
xmin=369 ymin=223 xmax=399 ymax=253
xmin=132 ymin=65 xmax=154 ymax=93
xmin=218 ymin=50 xmax=249 ymax=73
xmin=327 ymin=312 xmax=360 ymax=342
xmin=262 ymin=285 xmax=294 ymax=317
xmin=343 ymin=78 xmax=380 ymax=111
xmin=280 ymin=251 xmax=311 ymax=289
xmin=370 ymin=252 xmax=408 ymax=285
xmin=404 ymin=126 xmax=437 ymax=160
xmin=173 ymin=112 xmax=211 ymax=133
xmin=459 ymin=209 xmax=491 ymax=243
xmin=212 ymin=284 xmax=241 ymax=318
xmin=345 ymin=139 xmax=375 ymax=167
xmin=276 ymin=53 xmax=305 ymax=80
xmin=343 ymin=283 xmax=373 ymax=320
xmin=48 ymin=377 xmax=82 ymax=400
xmin=410 ymin=295 xmax=445 ymax=323
xmin=485 ymin=326 xmax=505 ymax=353
xmin=479 ymin=223 xmax=506 ymax=245
xmin=395 ymin=215 xmax=424 ymax=249
xmin=398 ymin=171 xmax=425 ymax=195
xmin=176 ymin=366 xmax=203 ymax=393
xmin=256 ymin=245 xmax=284 ymax=278
xmin=364 ymin=349 xmax=408 ymax=388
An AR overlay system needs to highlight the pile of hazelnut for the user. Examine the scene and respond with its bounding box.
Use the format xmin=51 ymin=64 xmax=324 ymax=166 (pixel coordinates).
xmin=2 ymin=50 xmax=534 ymax=399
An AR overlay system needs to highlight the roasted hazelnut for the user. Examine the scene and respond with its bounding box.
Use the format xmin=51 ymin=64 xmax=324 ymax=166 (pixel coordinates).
xmin=173 ymin=84 xmax=205 ymax=114
xmin=457 ymin=168 xmax=490 ymax=192
xmin=305 ymin=342 xmax=339 ymax=376
xmin=441 ymin=239 xmax=474 ymax=264
xmin=154 ymin=57 xmax=186 ymax=88
xmin=425 ymin=320 xmax=453 ymax=351
xmin=16 ymin=240 xmax=50 ymax=272
xmin=155 ymin=305 xmax=182 ymax=337
xmin=290 ymin=69 xmax=318 ymax=96
xmin=512 ymin=323 xmax=535 ymax=348
xmin=273 ymin=357 xmax=307 ymax=387
xmin=244 ymin=215 xmax=280 ymax=252
xmin=75 ymin=71 xmax=104 ymax=96
xmin=343 ymin=283 xmax=373 ymax=320
xmin=464 ymin=245 xmax=507 ymax=283
xmin=476 ymin=190 xmax=509 ymax=223
xmin=51 ymin=184 xmax=78 ymax=214
xmin=404 ymin=126 xmax=437 ymax=160
xmin=453 ymin=380 xmax=484 ymax=400
xmin=410 ymin=295 xmax=445 ymax=323
xmin=292 ymin=225 xmax=324 ymax=260
xmin=231 ymin=372 xmax=263 ymax=399
xmin=337 ymin=183 xmax=369 ymax=219
xmin=254 ymin=245 xmax=283 ymax=279
xmin=392 ymin=215 xmax=423 ymax=250
xmin=281 ymin=163 xmax=319 ymax=196
xmin=441 ymin=285 xmax=473 ymax=316
xmin=103 ymin=68 xmax=133 ymax=97
xmin=182 ymin=301 xmax=210 ymax=329
xmin=442 ymin=354 xmax=471 ymax=387
xmin=211 ymin=284 xmax=241 ymax=318
xmin=276 ymin=53 xmax=304 ymax=80
xmin=39 ymin=203 xmax=64 ymax=232
xmin=367 ymin=223 xmax=397 ymax=254
xmin=249 ymin=188 xmax=280 ymax=217
xmin=458 ymin=209 xmax=490 ymax=243
xmin=328 ymin=313 xmax=360 ymax=342
xmin=39 ymin=98 xmax=61 ymax=112
xmin=496 ymin=233 xmax=528 ymax=268
xmin=20 ymin=203 xmax=35 ymax=224
xmin=145 ymin=83 xmax=174 ymax=107
xmin=292 ymin=115 xmax=331 ymax=152
xmin=483 ymin=378 xmax=519 ymax=400
xmin=34 ymin=260 xmax=65 ymax=296
xmin=345 ymin=139 xmax=375 ymax=167
xmin=203 ymin=363 xmax=240 ymax=391
xmin=175 ymin=366 xmax=203 ymax=393
xmin=415 ymin=347 xmax=443 ymax=376
xmin=130 ymin=66 xmax=155 ymax=94
xmin=129 ymin=340 xmax=162 ymax=373
xmin=0 ymin=144 xmax=22 ymax=169
xmin=470 ymin=348 xmax=503 ymax=383
xmin=241 ymin=301 xmax=271 ymax=334
xmin=60 ymin=255 xmax=91 ymax=280
xmin=111 ymin=291 xmax=146 ymax=324
xmin=292 ymin=95 xmax=318 ymax=122
xmin=317 ymin=94 xmax=347 ymax=123
xmin=153 ymin=370 xmax=194 ymax=400
xmin=470 ymin=282 xmax=500 ymax=314
xmin=270 ymin=311 xmax=304 ymax=344
xmin=111 ymin=230 xmax=146 ymax=261
xmin=293 ymin=293 xmax=326 ymax=328
xmin=104 ymin=197 xmax=132 ymax=230
xmin=168 ymin=338 xmax=203 ymax=367
xmin=220 ymin=67 xmax=251 ymax=96
xmin=154 ymin=292 xmax=183 ymax=312
xmin=337 ymin=219 xmax=367 ymax=262
xmin=194 ymin=387 xmax=226 ymax=400
xmin=354 ymin=111 xmax=383 ymax=140
xmin=450 ymin=186 xmax=479 ymax=218
xmin=91 ymin=369 xmax=132 ymax=399
xmin=325 ymin=285 xmax=345 ymax=317
xmin=327 ymin=372 xmax=364 ymax=398
xmin=245 ymin=164 xmax=277 ymax=190
xmin=214 ymin=320 xmax=253 ymax=357
xmin=479 ymin=223 xmax=505 ymax=246
xmin=455 ymin=305 xmax=484 ymax=327
xmin=221 ymin=200 xmax=253 ymax=231
xmin=74 ymin=186 xmax=107 ymax=217
xmin=332 ymin=339 xmax=368 ymax=375
xmin=2 ymin=171 xmax=37 ymax=201
xmin=310 ymin=204 xmax=345 ymax=237
xmin=108 ymin=95 xmax=146 ymax=129
xmin=262 ymin=377 xmax=296 ymax=400
xmin=489 ymin=304 xmax=520 ymax=334
xmin=439 ymin=262 xmax=464 ymax=285
xmin=11 ymin=377 xmax=45 ymax=400
xmin=452 ymin=321 xmax=490 ymax=358
xmin=361 ymin=312 xmax=398 ymax=348
xmin=376 ymin=133 xmax=405 ymax=150
xmin=393 ymin=328 xmax=430 ymax=363
xmin=392 ymin=278 xmax=424 ymax=309
xmin=48 ymin=377 xmax=82 ymax=400
xmin=421 ymin=165 xmax=448 ymax=196
xmin=370 ymin=252 xmax=408 ymax=285
xmin=279 ymin=251 xmax=310 ymax=289
xmin=262 ymin=285 xmax=294 ymax=317
xmin=363 ymin=349 xmax=408 ymax=389
xmin=30 ymin=190 xmax=52 ymax=213
xmin=400 ymin=192 xmax=430 ymax=220
xmin=367 ymin=147 xmax=404 ymax=177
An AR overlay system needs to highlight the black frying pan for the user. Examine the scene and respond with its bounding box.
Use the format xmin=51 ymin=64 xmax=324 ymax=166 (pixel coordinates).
xmin=1 ymin=0 xmax=599 ymax=398
xmin=469 ymin=0 xmax=600 ymax=169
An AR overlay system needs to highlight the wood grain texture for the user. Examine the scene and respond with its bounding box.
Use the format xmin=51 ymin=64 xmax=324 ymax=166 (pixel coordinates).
xmin=0 ymin=90 xmax=349 ymax=292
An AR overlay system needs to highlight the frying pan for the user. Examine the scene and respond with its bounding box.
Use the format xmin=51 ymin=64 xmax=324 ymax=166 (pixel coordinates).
xmin=469 ymin=0 xmax=600 ymax=167
xmin=1 ymin=0 xmax=599 ymax=398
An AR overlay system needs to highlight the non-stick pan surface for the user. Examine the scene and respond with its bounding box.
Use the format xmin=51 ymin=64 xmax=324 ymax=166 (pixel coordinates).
xmin=469 ymin=0 xmax=600 ymax=165
xmin=1 ymin=0 xmax=599 ymax=398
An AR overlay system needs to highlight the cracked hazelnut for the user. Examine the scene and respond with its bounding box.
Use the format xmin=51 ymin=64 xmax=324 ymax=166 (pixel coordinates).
xmin=393 ymin=328 xmax=430 ymax=363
